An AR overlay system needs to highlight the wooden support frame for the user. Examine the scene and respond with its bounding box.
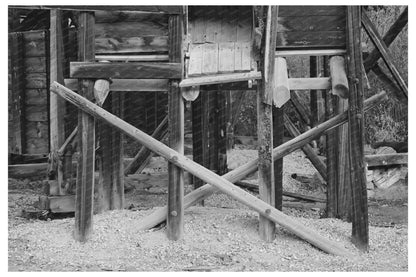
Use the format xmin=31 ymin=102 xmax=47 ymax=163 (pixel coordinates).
xmin=257 ymin=6 xmax=279 ymax=242
xmin=111 ymin=93 xmax=125 ymax=209
xmin=50 ymin=9 xmax=67 ymax=195
xmin=51 ymin=82 xmax=382 ymax=258
xmin=336 ymin=97 xmax=351 ymax=221
xmin=324 ymin=55 xmax=339 ymax=218
xmin=70 ymin=62 xmax=182 ymax=79
xmin=362 ymin=11 xmax=408 ymax=98
xmin=134 ymin=90 xmax=386 ymax=232
xmin=346 ymin=6 xmax=369 ymax=251
xmin=74 ymin=11 xmax=96 ymax=242
xmin=167 ymin=13 xmax=185 ymax=241
xmin=273 ymin=106 xmax=284 ymax=211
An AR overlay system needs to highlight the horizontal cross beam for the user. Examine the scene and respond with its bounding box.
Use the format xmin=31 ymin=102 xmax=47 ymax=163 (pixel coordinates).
xmin=70 ymin=62 xmax=182 ymax=79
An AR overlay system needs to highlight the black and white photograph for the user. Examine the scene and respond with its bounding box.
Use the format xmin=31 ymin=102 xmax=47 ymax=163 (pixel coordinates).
xmin=5 ymin=2 xmax=410 ymax=272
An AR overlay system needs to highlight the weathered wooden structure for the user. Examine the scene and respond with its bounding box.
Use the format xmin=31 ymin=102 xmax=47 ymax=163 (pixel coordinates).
xmin=8 ymin=5 xmax=408 ymax=255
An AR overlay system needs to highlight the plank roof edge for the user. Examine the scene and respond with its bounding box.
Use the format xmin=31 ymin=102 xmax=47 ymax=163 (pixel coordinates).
xmin=9 ymin=5 xmax=183 ymax=14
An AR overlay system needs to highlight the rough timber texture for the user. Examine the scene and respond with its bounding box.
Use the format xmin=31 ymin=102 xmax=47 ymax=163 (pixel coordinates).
xmin=74 ymin=12 xmax=95 ymax=242
xmin=346 ymin=6 xmax=369 ymax=252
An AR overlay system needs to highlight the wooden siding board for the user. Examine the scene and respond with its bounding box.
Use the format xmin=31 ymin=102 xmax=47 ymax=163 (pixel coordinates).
xmin=218 ymin=42 xmax=235 ymax=73
xmin=201 ymin=43 xmax=218 ymax=75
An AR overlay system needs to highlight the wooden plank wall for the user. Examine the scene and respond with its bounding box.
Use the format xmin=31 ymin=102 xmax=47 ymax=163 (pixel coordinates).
xmin=8 ymin=30 xmax=50 ymax=155
xmin=277 ymin=6 xmax=346 ymax=50
xmin=187 ymin=6 xmax=253 ymax=76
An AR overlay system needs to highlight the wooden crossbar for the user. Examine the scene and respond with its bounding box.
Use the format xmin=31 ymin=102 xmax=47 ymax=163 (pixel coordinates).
xmin=179 ymin=72 xmax=262 ymax=88
xmin=51 ymin=81 xmax=364 ymax=258
xmin=64 ymin=79 xmax=168 ymax=92
xmin=365 ymin=153 xmax=408 ymax=168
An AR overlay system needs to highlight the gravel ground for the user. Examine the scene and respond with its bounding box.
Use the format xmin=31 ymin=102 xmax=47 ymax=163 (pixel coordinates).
xmin=8 ymin=206 xmax=407 ymax=271
xmin=8 ymin=148 xmax=408 ymax=271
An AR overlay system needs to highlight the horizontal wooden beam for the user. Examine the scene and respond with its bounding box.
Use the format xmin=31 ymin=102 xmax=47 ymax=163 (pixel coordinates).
xmin=64 ymin=79 xmax=168 ymax=92
xmin=235 ymin=181 xmax=326 ymax=203
xmin=10 ymin=5 xmax=183 ymax=14
xmin=8 ymin=163 xmax=48 ymax=179
xmin=51 ymin=81 xmax=355 ymax=258
xmin=179 ymin=72 xmax=262 ymax=87
xmin=289 ymin=77 xmax=331 ymax=90
xmin=276 ymin=49 xmax=346 ymax=57
xmin=365 ymin=153 xmax=408 ymax=168
xmin=70 ymin=62 xmax=182 ymax=79
xmin=95 ymin=55 xmax=169 ymax=62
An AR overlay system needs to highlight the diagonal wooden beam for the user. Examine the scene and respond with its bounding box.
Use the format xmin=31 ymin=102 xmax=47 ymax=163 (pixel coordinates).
xmin=362 ymin=11 xmax=408 ymax=98
xmin=363 ymin=7 xmax=408 ymax=71
xmin=124 ymin=116 xmax=168 ymax=175
xmin=135 ymin=91 xmax=387 ymax=232
xmin=51 ymin=81 xmax=375 ymax=258
xmin=283 ymin=114 xmax=327 ymax=180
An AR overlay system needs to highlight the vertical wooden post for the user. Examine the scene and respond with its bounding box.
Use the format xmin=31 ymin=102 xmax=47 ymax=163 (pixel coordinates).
xmin=324 ymin=56 xmax=339 ymax=217
xmin=272 ymin=106 xmax=284 ymax=211
xmin=337 ymin=98 xmax=351 ymax=221
xmin=346 ymin=6 xmax=369 ymax=251
xmin=225 ymin=91 xmax=234 ymax=159
xmin=310 ymin=56 xmax=320 ymax=128
xmin=217 ymin=91 xmax=228 ymax=175
xmin=110 ymin=93 xmax=124 ymax=209
xmin=207 ymin=90 xmax=219 ymax=173
xmin=9 ymin=32 xmax=26 ymax=154
xmin=97 ymin=117 xmax=111 ymax=213
xmin=74 ymin=11 xmax=95 ymax=242
xmin=257 ymin=6 xmax=278 ymax=242
xmin=191 ymin=92 xmax=204 ymax=190
xmin=50 ymin=9 xmax=67 ymax=194
xmin=167 ymin=13 xmax=184 ymax=240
